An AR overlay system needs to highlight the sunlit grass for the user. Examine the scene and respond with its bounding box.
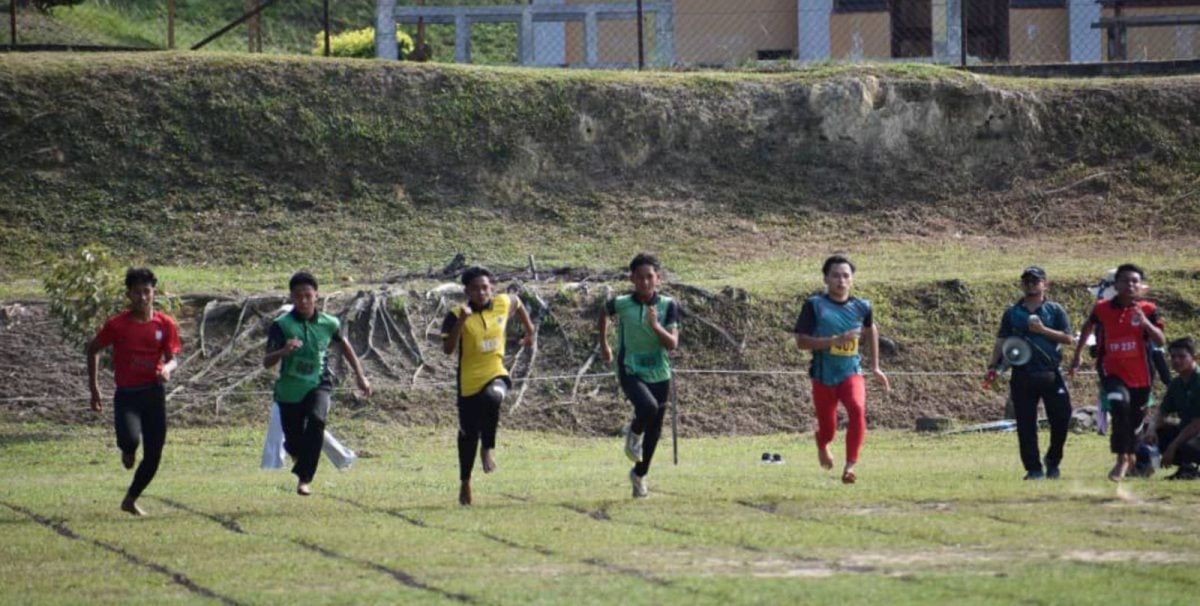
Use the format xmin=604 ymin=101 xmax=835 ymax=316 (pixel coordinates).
xmin=3 ymin=421 xmax=1198 ymax=604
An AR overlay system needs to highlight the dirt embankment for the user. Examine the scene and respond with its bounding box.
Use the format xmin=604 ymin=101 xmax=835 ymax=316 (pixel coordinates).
xmin=2 ymin=56 xmax=1199 ymax=270
xmin=9 ymin=269 xmax=1197 ymax=434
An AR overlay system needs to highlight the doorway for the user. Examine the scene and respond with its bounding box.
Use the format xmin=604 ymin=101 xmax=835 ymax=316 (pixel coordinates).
xmin=890 ymin=0 xmax=932 ymax=58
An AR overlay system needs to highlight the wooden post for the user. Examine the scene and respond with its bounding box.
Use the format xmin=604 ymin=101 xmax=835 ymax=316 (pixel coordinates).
xmin=417 ymin=0 xmax=426 ymax=60
xmin=9 ymin=0 xmax=16 ymax=46
xmin=168 ymin=0 xmax=176 ymax=49
xmin=323 ymin=0 xmax=330 ymax=56
xmin=636 ymin=0 xmax=645 ymax=69
xmin=246 ymin=0 xmax=253 ymax=51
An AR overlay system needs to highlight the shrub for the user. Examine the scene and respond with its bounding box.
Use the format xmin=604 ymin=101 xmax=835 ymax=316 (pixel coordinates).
xmin=44 ymin=245 xmax=126 ymax=350
xmin=313 ymin=26 xmax=414 ymax=59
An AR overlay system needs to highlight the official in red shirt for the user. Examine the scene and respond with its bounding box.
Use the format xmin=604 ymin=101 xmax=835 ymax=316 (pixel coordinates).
xmin=1071 ymin=263 xmax=1165 ymax=482
xmin=87 ymin=268 xmax=181 ymax=516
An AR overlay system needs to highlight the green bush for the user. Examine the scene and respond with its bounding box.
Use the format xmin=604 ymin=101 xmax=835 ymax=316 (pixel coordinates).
xmin=313 ymin=26 xmax=413 ymax=59
xmin=44 ymin=245 xmax=126 ymax=350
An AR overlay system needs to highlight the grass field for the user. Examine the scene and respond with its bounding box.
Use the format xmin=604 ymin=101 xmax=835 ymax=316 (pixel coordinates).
xmin=3 ymin=421 xmax=1198 ymax=605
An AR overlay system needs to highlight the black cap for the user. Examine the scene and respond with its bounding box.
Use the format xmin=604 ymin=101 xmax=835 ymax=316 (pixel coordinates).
xmin=1021 ymin=266 xmax=1046 ymax=281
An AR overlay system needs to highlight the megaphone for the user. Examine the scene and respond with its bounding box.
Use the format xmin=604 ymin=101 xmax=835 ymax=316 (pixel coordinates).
xmin=1001 ymin=336 xmax=1033 ymax=367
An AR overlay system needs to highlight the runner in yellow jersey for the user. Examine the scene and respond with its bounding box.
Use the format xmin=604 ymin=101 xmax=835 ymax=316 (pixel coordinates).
xmin=441 ymin=267 xmax=536 ymax=505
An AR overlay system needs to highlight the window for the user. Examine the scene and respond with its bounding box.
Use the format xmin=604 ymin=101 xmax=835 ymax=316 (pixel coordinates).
xmin=833 ymin=0 xmax=889 ymax=13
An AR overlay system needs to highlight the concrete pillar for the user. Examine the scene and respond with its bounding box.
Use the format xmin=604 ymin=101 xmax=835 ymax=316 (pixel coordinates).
xmin=797 ymin=0 xmax=832 ymax=62
xmin=455 ymin=13 xmax=471 ymax=63
xmin=518 ymin=7 xmax=535 ymax=65
xmin=1070 ymin=0 xmax=1102 ymax=62
xmin=654 ymin=0 xmax=676 ymax=66
xmin=533 ymin=0 xmax=567 ymax=66
xmin=584 ymin=10 xmax=599 ymax=66
xmin=945 ymin=0 xmax=964 ymax=64
xmin=375 ymin=0 xmax=398 ymax=60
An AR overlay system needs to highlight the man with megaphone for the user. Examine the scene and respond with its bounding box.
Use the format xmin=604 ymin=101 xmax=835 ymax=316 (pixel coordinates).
xmin=986 ymin=266 xmax=1074 ymax=480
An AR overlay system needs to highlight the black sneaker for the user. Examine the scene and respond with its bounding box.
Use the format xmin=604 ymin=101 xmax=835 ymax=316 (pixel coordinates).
xmin=1023 ymin=469 xmax=1045 ymax=480
xmin=1045 ymin=465 xmax=1060 ymax=479
xmin=1167 ymin=465 xmax=1200 ymax=481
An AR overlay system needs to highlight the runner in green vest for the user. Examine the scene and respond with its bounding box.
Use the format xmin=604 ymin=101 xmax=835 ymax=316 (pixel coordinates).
xmin=263 ymin=272 xmax=371 ymax=496
xmin=599 ymin=253 xmax=680 ymax=498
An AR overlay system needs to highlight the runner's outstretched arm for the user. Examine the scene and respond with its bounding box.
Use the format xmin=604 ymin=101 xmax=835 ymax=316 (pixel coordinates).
xmin=864 ymin=324 xmax=890 ymax=392
xmin=598 ymin=313 xmax=612 ymax=363
xmin=86 ymin=338 xmax=104 ymax=412
xmin=336 ymin=335 xmax=372 ymax=396
xmin=1069 ymin=310 xmax=1096 ymax=378
xmin=512 ymin=297 xmax=536 ymax=348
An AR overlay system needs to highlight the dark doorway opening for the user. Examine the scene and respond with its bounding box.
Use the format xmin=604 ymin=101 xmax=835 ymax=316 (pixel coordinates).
xmin=965 ymin=0 xmax=1009 ymax=61
xmin=891 ymin=0 xmax=932 ymax=58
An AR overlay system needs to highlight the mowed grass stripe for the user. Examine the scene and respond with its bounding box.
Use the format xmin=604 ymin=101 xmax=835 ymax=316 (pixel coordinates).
xmin=0 ymin=500 xmax=245 ymax=606
xmin=3 ymin=423 xmax=1199 ymax=604
xmin=147 ymin=492 xmax=490 ymax=604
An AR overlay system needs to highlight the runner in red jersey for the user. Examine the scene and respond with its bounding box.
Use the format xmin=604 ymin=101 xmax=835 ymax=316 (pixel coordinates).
xmin=1071 ymin=263 xmax=1165 ymax=481
xmin=87 ymin=268 xmax=181 ymax=515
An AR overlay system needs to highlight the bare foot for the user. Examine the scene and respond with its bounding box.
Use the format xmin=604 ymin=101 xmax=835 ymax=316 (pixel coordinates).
xmin=1108 ymin=462 xmax=1127 ymax=483
xmin=842 ymin=467 xmax=857 ymax=485
xmin=481 ymin=449 xmax=497 ymax=474
xmin=121 ymin=451 xmax=135 ymax=470
xmin=817 ymin=445 xmax=834 ymax=470
xmin=120 ymin=499 xmax=146 ymax=516
xmin=459 ymin=481 xmax=472 ymax=506
xmin=297 ymin=481 xmax=312 ymax=496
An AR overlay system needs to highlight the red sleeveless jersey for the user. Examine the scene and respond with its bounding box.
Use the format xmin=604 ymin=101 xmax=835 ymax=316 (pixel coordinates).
xmin=1090 ymin=300 xmax=1161 ymax=388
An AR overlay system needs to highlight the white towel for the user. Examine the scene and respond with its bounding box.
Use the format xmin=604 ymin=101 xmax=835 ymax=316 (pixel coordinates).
xmin=261 ymin=402 xmax=357 ymax=470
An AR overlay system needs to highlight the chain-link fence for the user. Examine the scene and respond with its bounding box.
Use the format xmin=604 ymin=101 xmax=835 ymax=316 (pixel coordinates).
xmin=379 ymin=0 xmax=1200 ymax=67
xmin=1 ymin=0 xmax=384 ymax=54
xmin=4 ymin=0 xmax=1198 ymax=66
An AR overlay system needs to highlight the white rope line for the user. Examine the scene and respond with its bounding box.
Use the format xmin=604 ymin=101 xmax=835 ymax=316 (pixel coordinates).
xmin=0 ymin=368 xmax=1101 ymax=404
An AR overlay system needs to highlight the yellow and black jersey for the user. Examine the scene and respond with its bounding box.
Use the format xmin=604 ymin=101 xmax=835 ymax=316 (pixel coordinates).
xmin=440 ymin=294 xmax=520 ymax=397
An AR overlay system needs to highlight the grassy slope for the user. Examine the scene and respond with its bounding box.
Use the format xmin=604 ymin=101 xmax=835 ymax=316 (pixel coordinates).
xmin=3 ymin=422 xmax=1198 ymax=604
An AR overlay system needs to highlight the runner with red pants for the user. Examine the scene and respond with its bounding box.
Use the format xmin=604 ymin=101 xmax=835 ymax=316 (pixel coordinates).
xmin=794 ymin=255 xmax=890 ymax=484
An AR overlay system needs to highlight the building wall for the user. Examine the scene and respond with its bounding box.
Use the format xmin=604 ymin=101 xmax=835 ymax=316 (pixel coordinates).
xmin=564 ymin=0 xmax=796 ymax=65
xmin=676 ymin=0 xmax=798 ymax=64
xmin=562 ymin=0 xmax=632 ymax=65
xmin=1009 ymin=7 xmax=1069 ymax=63
xmin=1102 ymin=5 xmax=1200 ymax=61
xmin=830 ymin=11 xmax=890 ymax=59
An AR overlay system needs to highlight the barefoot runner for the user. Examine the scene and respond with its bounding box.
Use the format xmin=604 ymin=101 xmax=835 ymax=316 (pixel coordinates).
xmin=86 ymin=268 xmax=181 ymax=516
xmin=440 ymin=267 xmax=536 ymax=505
xmin=793 ymin=255 xmax=890 ymax=484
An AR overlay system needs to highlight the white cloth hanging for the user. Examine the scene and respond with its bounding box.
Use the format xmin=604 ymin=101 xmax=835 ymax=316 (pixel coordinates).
xmin=260 ymin=402 xmax=357 ymax=470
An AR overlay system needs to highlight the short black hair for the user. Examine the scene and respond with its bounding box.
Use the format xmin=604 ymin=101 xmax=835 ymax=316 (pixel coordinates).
xmin=288 ymin=271 xmax=319 ymax=292
xmin=1168 ymin=337 xmax=1196 ymax=357
xmin=822 ymin=255 xmax=855 ymax=277
xmin=1115 ymin=263 xmax=1145 ymax=281
xmin=124 ymin=267 xmax=157 ymax=290
xmin=461 ymin=266 xmax=493 ymax=286
xmin=629 ymin=253 xmax=661 ymax=274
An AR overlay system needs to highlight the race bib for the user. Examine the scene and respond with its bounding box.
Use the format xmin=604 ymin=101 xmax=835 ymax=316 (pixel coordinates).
xmin=831 ymin=338 xmax=859 ymax=357
xmin=480 ymin=339 xmax=499 ymax=353
xmin=633 ymin=353 xmax=662 ymax=371
xmin=1106 ymin=338 xmax=1138 ymax=358
xmin=296 ymin=361 xmax=316 ymax=376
